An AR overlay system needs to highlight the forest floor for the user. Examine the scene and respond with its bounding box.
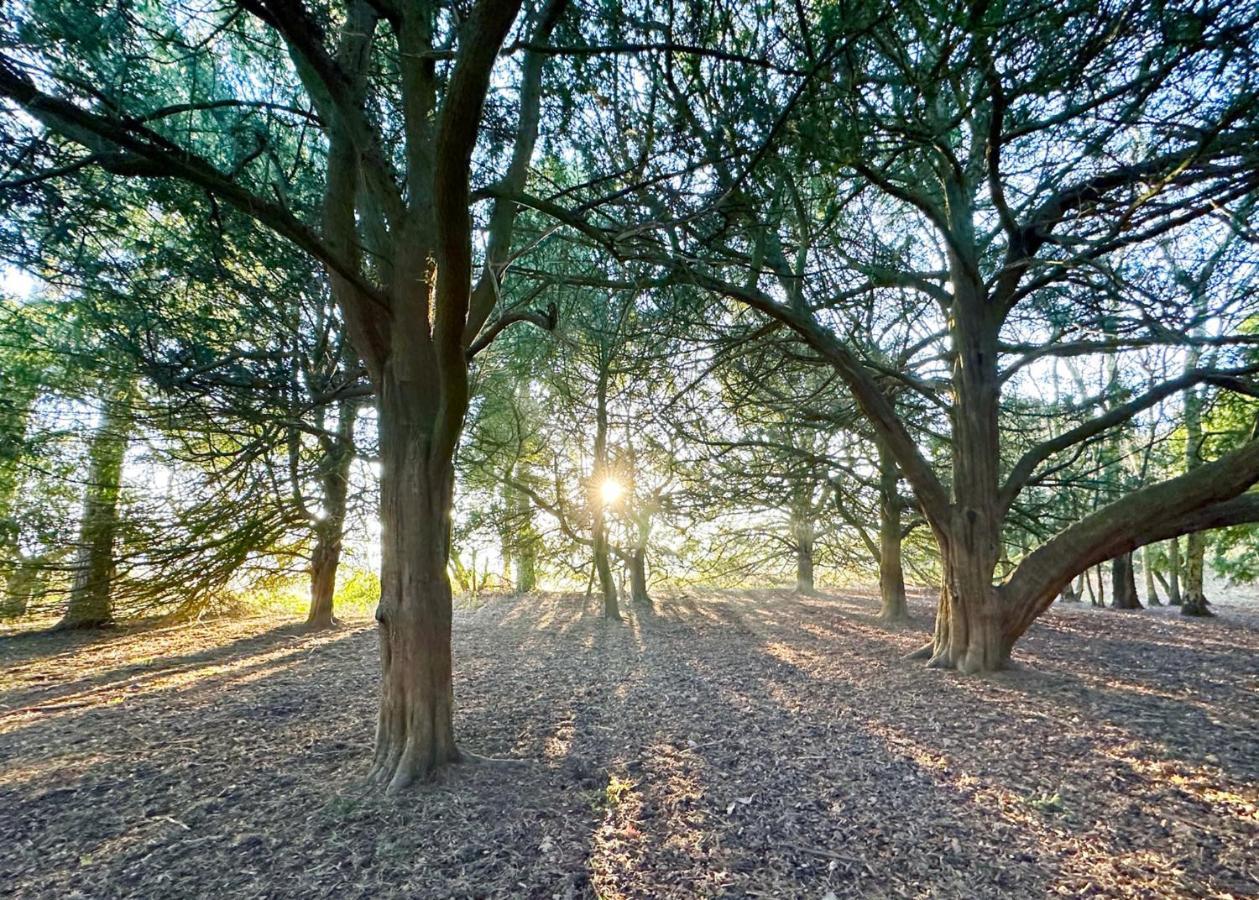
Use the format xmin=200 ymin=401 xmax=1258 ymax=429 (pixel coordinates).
xmin=1 ymin=589 xmax=1257 ymax=899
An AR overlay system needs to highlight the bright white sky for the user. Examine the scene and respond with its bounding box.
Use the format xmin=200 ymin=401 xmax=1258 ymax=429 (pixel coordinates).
xmin=1 ymin=265 xmax=36 ymax=299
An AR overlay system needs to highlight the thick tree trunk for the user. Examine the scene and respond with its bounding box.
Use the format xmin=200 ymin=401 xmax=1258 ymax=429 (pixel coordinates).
xmin=877 ymin=449 xmax=907 ymax=621
xmin=923 ymin=249 xmax=1009 ymax=672
xmin=1182 ymin=531 xmax=1211 ymax=616
xmin=515 ymin=544 xmax=537 ymax=593
xmin=629 ymin=546 xmax=650 ymax=605
xmin=307 ymin=525 xmax=340 ymax=629
xmin=1111 ymin=553 xmax=1142 ymax=609
xmin=923 ymin=529 xmax=1010 ymax=673
xmin=1142 ymin=544 xmax=1162 ymax=606
xmin=60 ymin=378 xmax=133 ymax=629
xmin=791 ymin=495 xmax=817 ymax=595
xmin=307 ymin=400 xmax=356 ymax=629
xmin=368 ymin=379 xmax=461 ymax=793
xmin=795 ymin=539 xmax=815 ymax=594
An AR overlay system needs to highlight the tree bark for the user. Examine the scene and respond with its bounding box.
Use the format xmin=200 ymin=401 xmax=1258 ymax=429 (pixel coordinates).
xmin=877 ymin=448 xmax=907 ymax=621
xmin=790 ymin=488 xmax=817 ymax=595
xmin=922 ymin=240 xmax=1008 ymax=671
xmin=1182 ymin=531 xmax=1211 ymax=616
xmin=1142 ymin=544 xmax=1162 ymax=606
xmin=306 ymin=399 xmax=357 ymax=629
xmin=1181 ymin=372 xmax=1211 ymax=616
xmin=794 ymin=531 xmax=815 ymax=595
xmin=629 ymin=546 xmax=650 ymax=606
xmin=1167 ymin=537 xmax=1183 ymax=605
xmin=60 ymin=377 xmax=133 ymax=629
xmin=1111 ymin=553 xmax=1142 ymax=609
xmin=368 ymin=378 xmax=461 ymax=793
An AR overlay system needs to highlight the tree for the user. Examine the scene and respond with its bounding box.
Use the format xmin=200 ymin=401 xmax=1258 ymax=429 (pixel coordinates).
xmin=0 ymin=0 xmax=575 ymax=787
xmin=592 ymin=0 xmax=1259 ymax=670
xmin=58 ymin=372 xmax=134 ymax=628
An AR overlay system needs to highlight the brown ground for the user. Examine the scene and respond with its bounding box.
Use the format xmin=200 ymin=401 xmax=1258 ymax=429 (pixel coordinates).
xmin=1 ymin=589 xmax=1257 ymax=899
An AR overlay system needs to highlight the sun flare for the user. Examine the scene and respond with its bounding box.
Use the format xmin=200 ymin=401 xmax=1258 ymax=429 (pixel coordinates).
xmin=599 ymin=478 xmax=623 ymax=505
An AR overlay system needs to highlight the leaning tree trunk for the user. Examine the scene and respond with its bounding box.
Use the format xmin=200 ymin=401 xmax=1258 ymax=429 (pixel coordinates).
xmin=368 ymin=379 xmax=461 ymax=793
xmin=1142 ymin=544 xmax=1162 ymax=606
xmin=1111 ymin=553 xmax=1142 ymax=609
xmin=307 ymin=400 xmax=357 ymax=629
xmin=60 ymin=377 xmax=133 ymax=629
xmin=877 ymin=448 xmax=907 ymax=621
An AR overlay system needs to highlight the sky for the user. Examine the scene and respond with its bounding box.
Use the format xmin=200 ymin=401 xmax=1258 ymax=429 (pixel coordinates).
xmin=1 ymin=265 xmax=36 ymax=299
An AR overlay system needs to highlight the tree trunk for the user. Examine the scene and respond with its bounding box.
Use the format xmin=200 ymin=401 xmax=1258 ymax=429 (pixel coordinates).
xmin=1060 ymin=575 xmax=1083 ymax=603
xmin=2 ymin=555 xmax=40 ymax=618
xmin=1167 ymin=537 xmax=1183 ymax=605
xmin=1181 ymin=373 xmax=1211 ymax=617
xmin=1111 ymin=553 xmax=1142 ymax=609
xmin=593 ymin=511 xmax=620 ymax=619
xmin=515 ymin=543 xmax=537 ymax=593
xmin=60 ymin=377 xmax=133 ymax=629
xmin=629 ymin=546 xmax=650 ymax=605
xmin=368 ymin=380 xmax=462 ymax=793
xmin=791 ymin=493 xmax=817 ymax=595
xmin=1142 ymin=544 xmax=1162 ymax=606
xmin=795 ymin=537 xmax=815 ymax=594
xmin=306 ymin=399 xmax=356 ymax=629
xmin=923 ymin=526 xmax=1010 ymax=673
xmin=923 ymin=245 xmax=1009 ymax=672
xmin=1182 ymin=531 xmax=1211 ymax=616
xmin=877 ymin=448 xmax=907 ymax=621
xmin=0 ymin=382 xmax=35 ymax=615
xmin=591 ymin=362 xmax=620 ymax=620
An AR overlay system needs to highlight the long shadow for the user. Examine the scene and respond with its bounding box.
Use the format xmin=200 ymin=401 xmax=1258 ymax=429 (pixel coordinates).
xmin=11 ymin=590 xmax=1250 ymax=897
xmin=0 ymin=619 xmax=325 ymax=713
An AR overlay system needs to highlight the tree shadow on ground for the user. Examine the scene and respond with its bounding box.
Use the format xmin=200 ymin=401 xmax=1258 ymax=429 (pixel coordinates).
xmin=2 ymin=591 xmax=1255 ymax=898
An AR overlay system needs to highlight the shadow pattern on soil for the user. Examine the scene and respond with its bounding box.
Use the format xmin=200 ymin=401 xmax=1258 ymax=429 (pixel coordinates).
xmin=1 ymin=590 xmax=1256 ymax=898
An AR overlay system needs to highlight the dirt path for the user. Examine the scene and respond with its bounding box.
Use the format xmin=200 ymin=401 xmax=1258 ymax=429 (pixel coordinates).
xmin=1 ymin=590 xmax=1256 ymax=898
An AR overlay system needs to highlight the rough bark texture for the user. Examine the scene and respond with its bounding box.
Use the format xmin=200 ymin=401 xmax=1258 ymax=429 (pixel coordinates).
xmin=368 ymin=382 xmax=460 ymax=793
xmin=60 ymin=378 xmax=133 ymax=629
xmin=1111 ymin=553 xmax=1142 ymax=609
xmin=924 ymin=247 xmax=1008 ymax=672
xmin=1181 ymin=531 xmax=1211 ymax=616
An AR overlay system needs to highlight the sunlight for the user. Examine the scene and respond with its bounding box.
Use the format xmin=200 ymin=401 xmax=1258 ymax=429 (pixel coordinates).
xmin=599 ymin=477 xmax=623 ymax=506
